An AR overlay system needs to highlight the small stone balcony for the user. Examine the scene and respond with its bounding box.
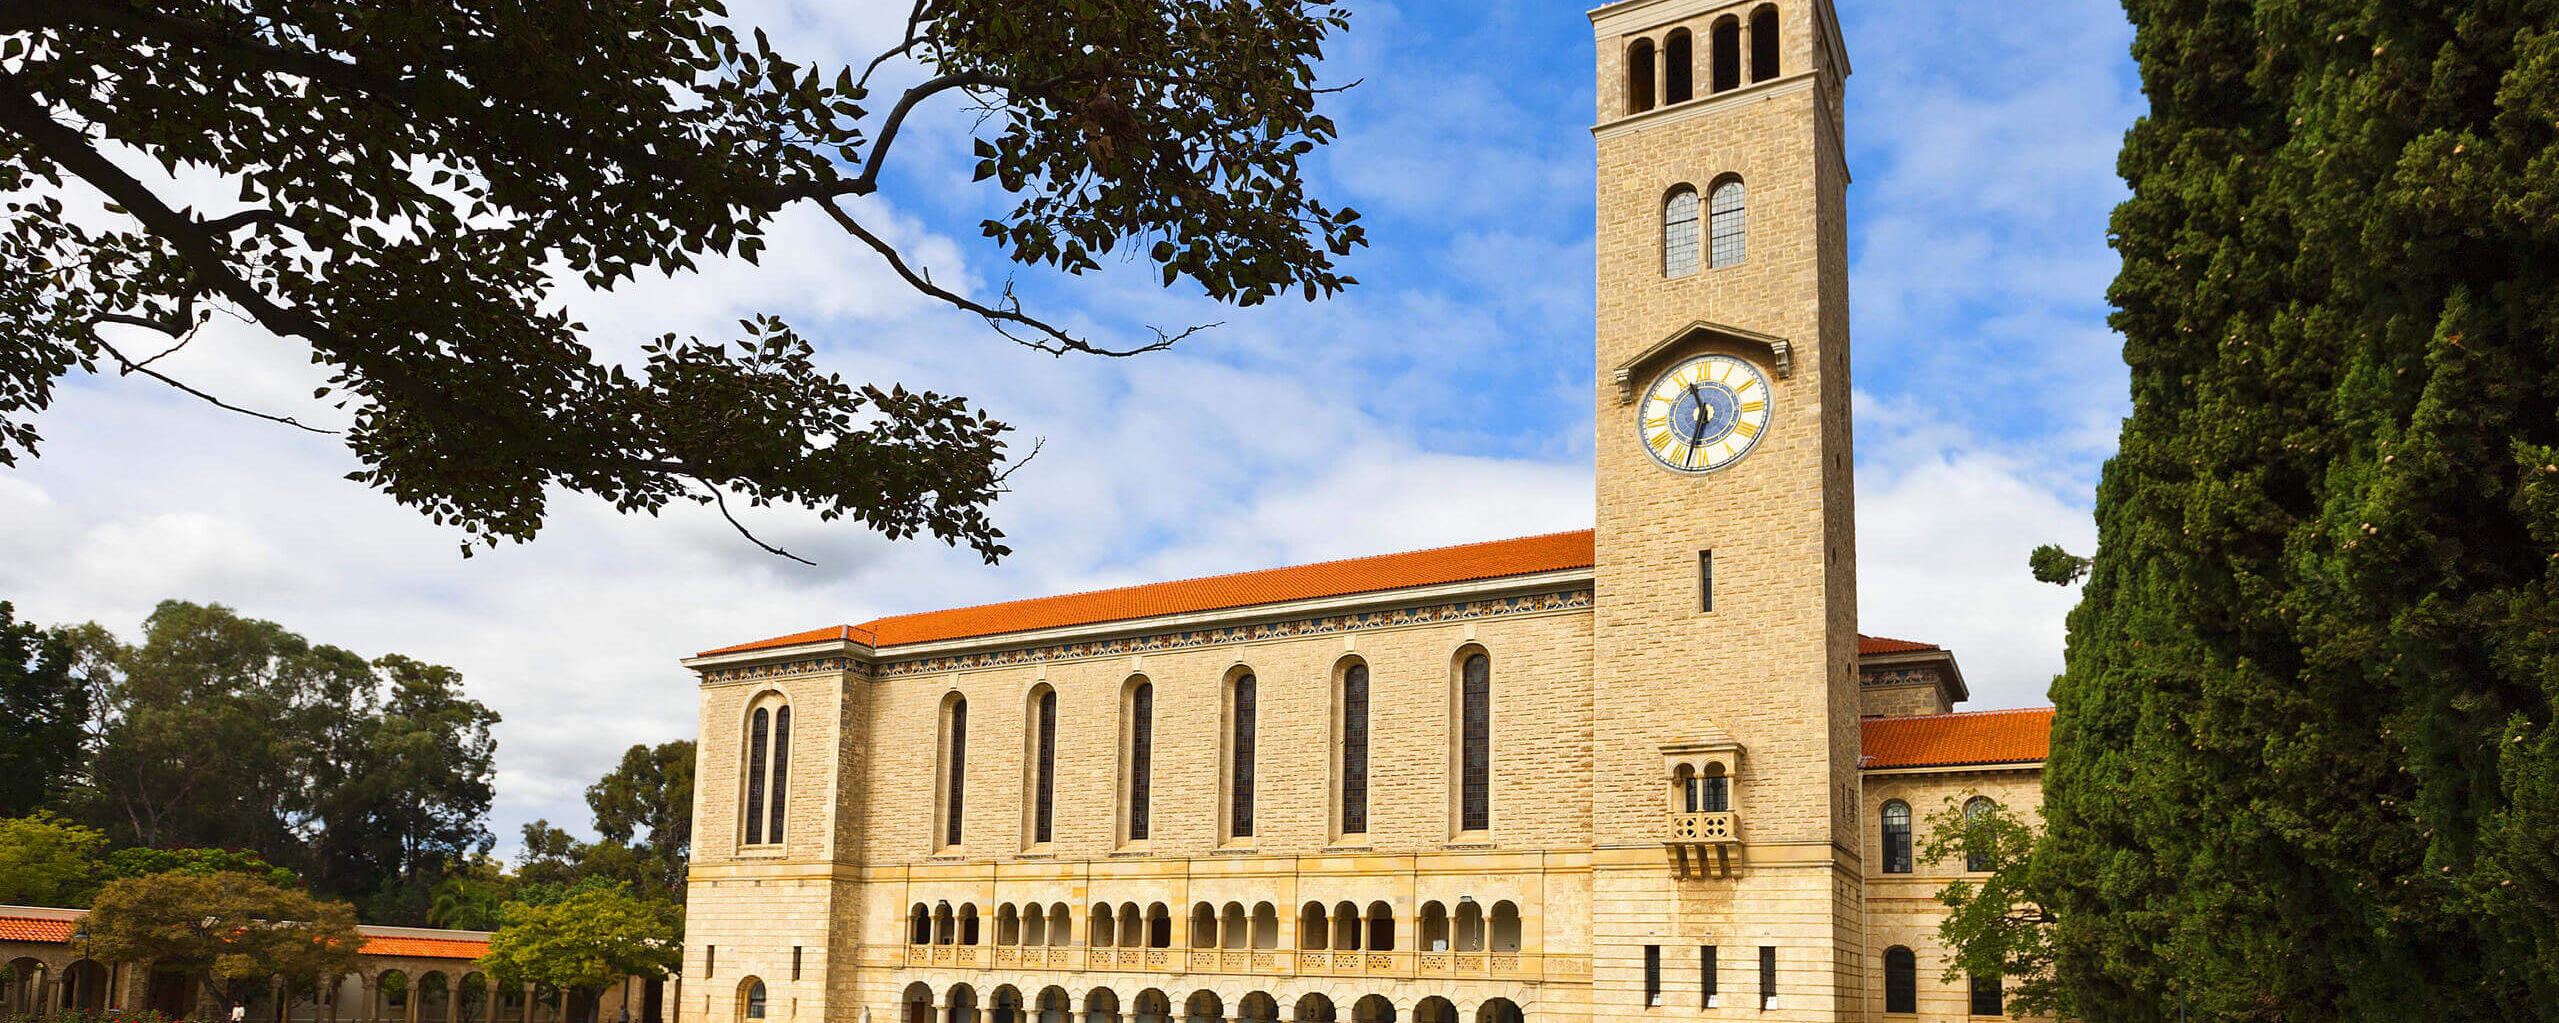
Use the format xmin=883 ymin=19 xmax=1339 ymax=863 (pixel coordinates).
xmin=1664 ymin=811 xmax=1741 ymax=878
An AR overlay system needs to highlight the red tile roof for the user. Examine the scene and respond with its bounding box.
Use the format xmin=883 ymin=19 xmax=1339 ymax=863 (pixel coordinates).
xmin=699 ymin=530 xmax=1603 ymax=656
xmin=1861 ymin=707 xmax=2053 ymax=769
xmin=0 ymin=916 xmax=74 ymax=942
xmin=702 ymin=528 xmax=1958 ymax=662
xmin=358 ymin=935 xmax=489 ymax=960
xmin=1858 ymin=635 xmax=1940 ymax=654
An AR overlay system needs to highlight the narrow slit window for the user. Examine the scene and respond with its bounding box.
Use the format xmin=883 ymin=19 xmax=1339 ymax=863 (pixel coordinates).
xmin=1699 ymin=550 xmax=1714 ymax=611
xmin=790 ymin=946 xmax=803 ymax=982
xmin=744 ymin=707 xmax=770 ymax=845
xmin=1701 ymin=945 xmax=1718 ymax=1008
xmin=1645 ymin=945 xmax=1662 ymax=1007
xmin=1128 ymin=682 xmax=1154 ymax=841
xmin=1231 ymin=674 xmax=1257 ymax=838
xmin=1759 ymin=946 xmax=1777 ymax=1010
xmin=1341 ymin=663 xmax=1370 ymax=835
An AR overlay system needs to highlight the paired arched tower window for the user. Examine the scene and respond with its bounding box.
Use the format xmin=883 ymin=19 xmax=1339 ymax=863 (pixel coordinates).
xmin=1624 ymin=5 xmax=1781 ymax=115
xmin=1883 ymin=947 xmax=1917 ymax=1013
xmin=1880 ymin=800 xmax=1913 ymax=873
xmin=1664 ymin=180 xmax=1744 ymax=277
xmin=742 ymin=695 xmax=791 ymax=846
xmin=1456 ymin=650 xmax=1492 ymax=833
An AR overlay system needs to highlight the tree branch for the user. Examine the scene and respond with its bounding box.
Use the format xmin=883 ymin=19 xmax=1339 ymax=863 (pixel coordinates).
xmin=86 ymin=329 xmax=336 ymax=435
xmin=704 ymin=484 xmax=815 ymax=566
xmin=817 ymin=198 xmax=1207 ymax=357
xmin=855 ymin=0 xmax=936 ymax=92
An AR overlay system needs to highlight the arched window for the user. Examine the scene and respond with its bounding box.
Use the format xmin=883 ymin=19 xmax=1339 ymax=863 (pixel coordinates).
xmin=1458 ymin=652 xmax=1492 ymax=833
xmin=1969 ymin=974 xmax=2003 ymax=1017
xmin=1298 ymin=903 xmax=1326 ymax=951
xmin=1049 ymin=902 xmax=1072 ymax=946
xmin=1189 ymin=904 xmax=1216 ymax=949
xmin=997 ymin=904 xmax=1021 ymax=946
xmin=1626 ymin=38 xmax=1657 ymax=113
xmin=1366 ymin=901 xmax=1394 ymax=951
xmin=1024 ymin=904 xmax=1048 ymax=947
xmin=1663 ymin=186 xmax=1701 ymax=278
xmin=1489 ymin=901 xmax=1521 ymax=952
xmin=1332 ymin=902 xmax=1360 ymax=951
xmin=1708 ymin=179 xmax=1746 ymax=268
xmin=1028 ymin=686 xmax=1057 ymax=845
xmin=1750 ymin=5 xmax=1780 ymax=82
xmin=742 ymin=697 xmax=790 ymax=846
xmin=1090 ymin=905 xmax=1115 ymax=948
xmin=1148 ymin=904 xmax=1172 ymax=948
xmin=1126 ymin=679 xmax=1154 ymax=842
xmin=940 ymin=694 xmax=969 ymax=848
xmin=1120 ymin=902 xmax=1144 ymax=947
xmin=1663 ymin=29 xmax=1694 ymax=104
xmin=1685 ymin=765 xmax=1730 ymax=812
xmin=1418 ymin=902 xmax=1449 ymax=952
xmin=1710 ymin=17 xmax=1742 ymax=93
xmin=1229 ymin=672 xmax=1258 ymax=839
xmin=1883 ymin=947 xmax=1916 ymax=1013
xmin=1453 ymin=899 xmax=1483 ymax=952
xmin=910 ymin=904 xmax=931 ymax=944
xmin=961 ymin=904 xmax=981 ymax=945
xmin=741 ymin=980 xmax=767 ymax=1021
xmin=744 ymin=707 xmax=770 ymax=845
xmin=1881 ymin=800 xmax=1913 ymax=874
xmin=1340 ymin=661 xmax=1370 ymax=836
xmin=1965 ymin=797 xmax=1998 ymax=871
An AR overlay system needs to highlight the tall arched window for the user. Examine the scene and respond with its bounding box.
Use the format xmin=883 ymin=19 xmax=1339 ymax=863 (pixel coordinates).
xmin=940 ymin=694 xmax=969 ymax=848
xmin=1126 ymin=679 xmax=1154 ymax=842
xmin=1340 ymin=661 xmax=1370 ymax=836
xmin=1229 ymin=672 xmax=1258 ymax=839
xmin=1027 ymin=686 xmax=1057 ymax=845
xmin=1709 ymin=179 xmax=1746 ymax=268
xmin=1626 ymin=39 xmax=1657 ymax=113
xmin=741 ymin=980 xmax=767 ymax=1021
xmin=744 ymin=706 xmax=770 ymax=845
xmin=1880 ymin=800 xmax=1913 ymax=874
xmin=1965 ymin=797 xmax=1998 ymax=871
xmin=1458 ymin=652 xmax=1492 ymax=833
xmin=1710 ymin=17 xmax=1742 ymax=93
xmin=1883 ymin=947 xmax=1916 ymax=1013
xmin=742 ymin=696 xmax=790 ymax=846
xmin=1663 ymin=187 xmax=1701 ymax=278
xmin=1663 ymin=29 xmax=1694 ymax=104
xmin=1750 ymin=5 xmax=1780 ymax=82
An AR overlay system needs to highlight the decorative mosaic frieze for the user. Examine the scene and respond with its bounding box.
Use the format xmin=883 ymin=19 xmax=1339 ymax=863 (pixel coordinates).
xmin=698 ymin=588 xmax=1594 ymax=684
xmin=1860 ymin=666 xmax=1942 ymax=687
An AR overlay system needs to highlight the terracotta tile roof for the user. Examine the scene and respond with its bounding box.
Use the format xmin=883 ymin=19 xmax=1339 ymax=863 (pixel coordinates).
xmin=699 ymin=530 xmax=1603 ymax=656
xmin=0 ymin=916 xmax=73 ymax=942
xmin=1860 ymin=707 xmax=2053 ymax=769
xmin=1858 ymin=635 xmax=1940 ymax=655
xmin=357 ymin=935 xmax=489 ymax=960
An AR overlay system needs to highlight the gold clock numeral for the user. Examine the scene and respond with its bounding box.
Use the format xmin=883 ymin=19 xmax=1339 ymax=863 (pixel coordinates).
xmin=1736 ymin=377 xmax=1757 ymax=394
xmin=1648 ymin=432 xmax=1676 ymax=456
xmin=1733 ymin=420 xmax=1760 ymax=439
xmin=1643 ymin=416 xmax=1669 ymax=429
xmin=1741 ymin=400 xmax=1766 ymax=413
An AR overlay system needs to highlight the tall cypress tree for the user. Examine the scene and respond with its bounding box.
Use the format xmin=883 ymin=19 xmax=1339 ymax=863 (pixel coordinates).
xmin=2041 ymin=1 xmax=2559 ymax=1019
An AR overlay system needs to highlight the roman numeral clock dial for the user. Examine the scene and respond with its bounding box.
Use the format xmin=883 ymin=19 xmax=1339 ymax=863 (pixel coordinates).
xmin=1638 ymin=354 xmax=1772 ymax=473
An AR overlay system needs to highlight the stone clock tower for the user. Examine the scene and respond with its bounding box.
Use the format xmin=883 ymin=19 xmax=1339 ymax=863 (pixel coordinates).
xmin=1587 ymin=0 xmax=1862 ymax=1017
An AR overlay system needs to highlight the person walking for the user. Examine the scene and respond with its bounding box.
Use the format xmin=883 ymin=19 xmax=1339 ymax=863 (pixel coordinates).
xmin=231 ymin=1003 xmax=247 ymax=1023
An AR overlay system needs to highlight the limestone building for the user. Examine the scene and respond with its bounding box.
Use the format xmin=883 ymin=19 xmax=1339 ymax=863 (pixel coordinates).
xmin=680 ymin=1 xmax=2057 ymax=1021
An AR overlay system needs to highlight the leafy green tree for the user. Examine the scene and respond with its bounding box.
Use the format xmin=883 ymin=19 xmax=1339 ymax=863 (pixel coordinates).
xmin=0 ymin=811 xmax=106 ymax=906
xmin=426 ymin=857 xmax=512 ymax=932
xmin=0 ymin=0 xmax=1361 ymax=563
xmin=479 ymin=886 xmax=679 ymax=1012
xmin=1921 ymin=799 xmax=2055 ymax=1019
xmin=2029 ymin=2 xmax=2559 ymax=1018
xmin=101 ymin=846 xmax=298 ymax=889
xmin=583 ymin=741 xmax=693 ymax=904
xmin=0 ymin=601 xmax=87 ymax=815
xmin=313 ymin=655 xmax=500 ymax=924
xmin=84 ymin=871 xmax=363 ymax=1009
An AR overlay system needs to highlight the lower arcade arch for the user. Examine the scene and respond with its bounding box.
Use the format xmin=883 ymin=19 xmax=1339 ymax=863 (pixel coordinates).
xmin=897 ymin=987 xmax=1519 ymax=1023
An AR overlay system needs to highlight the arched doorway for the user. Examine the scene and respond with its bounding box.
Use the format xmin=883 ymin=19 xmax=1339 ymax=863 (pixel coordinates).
xmin=378 ymin=971 xmax=412 ymax=1023
xmin=1350 ymin=996 xmax=1393 ymax=1023
xmin=1129 ymin=990 xmax=1171 ymax=1023
xmin=902 ymin=983 xmax=935 ymax=1023
xmin=1475 ymin=1000 xmax=1520 ymax=1023
xmin=1180 ymin=991 xmax=1221 ymax=1023
xmin=1234 ymin=993 xmax=1277 ymax=1023
xmin=61 ymin=959 xmax=109 ymax=1013
xmin=946 ymin=985 xmax=979 ymax=1023
xmin=1410 ymin=998 xmax=1457 ymax=1023
xmin=1289 ymin=994 xmax=1334 ymax=1023
xmin=3 ymin=959 xmax=45 ymax=1015
xmin=1033 ymin=988 xmax=1070 ymax=1023
xmin=989 ymin=986 xmax=1024 ymax=1023
xmin=1080 ymin=988 xmax=1118 ymax=1023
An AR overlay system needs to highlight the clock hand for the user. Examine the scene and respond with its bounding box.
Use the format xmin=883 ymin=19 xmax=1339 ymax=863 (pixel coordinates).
xmin=1685 ymin=384 xmax=1709 ymax=467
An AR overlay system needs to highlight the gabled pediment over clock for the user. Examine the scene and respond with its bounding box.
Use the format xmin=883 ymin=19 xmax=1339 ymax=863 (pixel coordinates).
xmin=1612 ymin=319 xmax=1795 ymax=405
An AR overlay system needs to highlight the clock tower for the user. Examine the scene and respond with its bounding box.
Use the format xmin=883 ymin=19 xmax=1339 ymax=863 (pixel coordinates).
xmin=1586 ymin=0 xmax=1862 ymax=1017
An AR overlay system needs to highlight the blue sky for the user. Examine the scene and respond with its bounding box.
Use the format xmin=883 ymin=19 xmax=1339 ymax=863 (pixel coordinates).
xmin=0 ymin=0 xmax=2141 ymax=856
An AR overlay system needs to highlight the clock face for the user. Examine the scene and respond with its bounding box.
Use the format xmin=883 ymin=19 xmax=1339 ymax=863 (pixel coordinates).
xmin=1638 ymin=354 xmax=1772 ymax=473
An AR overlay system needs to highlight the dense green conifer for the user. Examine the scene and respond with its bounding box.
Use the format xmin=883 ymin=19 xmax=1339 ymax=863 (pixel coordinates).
xmin=2035 ymin=2 xmax=2559 ymax=1018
